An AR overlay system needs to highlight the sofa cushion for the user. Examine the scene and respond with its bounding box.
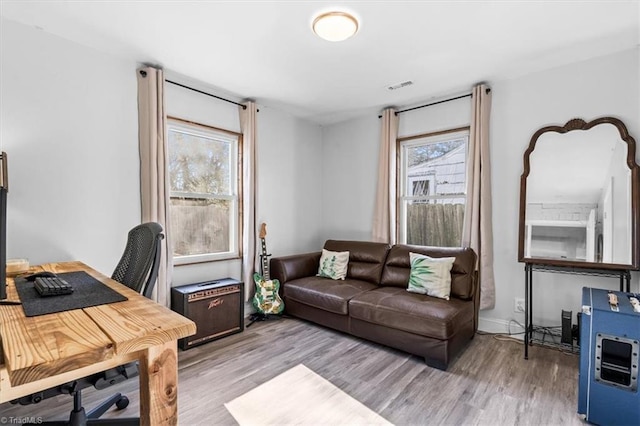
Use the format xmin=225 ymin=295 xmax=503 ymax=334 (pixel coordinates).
xmin=283 ymin=276 xmax=378 ymax=315
xmin=407 ymin=252 xmax=456 ymax=300
xmin=381 ymin=245 xmax=477 ymax=300
xmin=324 ymin=240 xmax=390 ymax=285
xmin=349 ymin=287 xmax=474 ymax=340
xmin=317 ymin=249 xmax=349 ymax=280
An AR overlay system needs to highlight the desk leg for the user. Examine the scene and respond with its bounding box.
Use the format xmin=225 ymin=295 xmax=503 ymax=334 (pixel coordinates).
xmin=139 ymin=341 xmax=179 ymax=426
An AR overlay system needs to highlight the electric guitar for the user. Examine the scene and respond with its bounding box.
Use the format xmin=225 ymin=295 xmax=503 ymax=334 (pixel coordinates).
xmin=252 ymin=223 xmax=284 ymax=315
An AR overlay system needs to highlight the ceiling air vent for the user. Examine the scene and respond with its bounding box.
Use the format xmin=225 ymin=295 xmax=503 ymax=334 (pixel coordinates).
xmin=387 ymin=80 xmax=413 ymax=91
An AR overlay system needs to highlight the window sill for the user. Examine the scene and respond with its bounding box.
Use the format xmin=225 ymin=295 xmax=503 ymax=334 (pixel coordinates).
xmin=173 ymin=255 xmax=242 ymax=266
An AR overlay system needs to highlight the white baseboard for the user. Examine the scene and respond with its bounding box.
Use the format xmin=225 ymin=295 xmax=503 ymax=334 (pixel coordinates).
xmin=478 ymin=317 xmax=525 ymax=340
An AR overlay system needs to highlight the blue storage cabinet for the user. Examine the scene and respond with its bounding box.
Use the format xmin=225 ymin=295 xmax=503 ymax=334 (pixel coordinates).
xmin=578 ymin=287 xmax=639 ymax=425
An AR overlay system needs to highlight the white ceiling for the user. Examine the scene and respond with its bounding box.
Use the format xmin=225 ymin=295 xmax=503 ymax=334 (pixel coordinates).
xmin=1 ymin=1 xmax=638 ymax=125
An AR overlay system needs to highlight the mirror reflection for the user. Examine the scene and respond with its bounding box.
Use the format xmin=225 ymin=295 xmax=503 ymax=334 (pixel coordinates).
xmin=524 ymin=123 xmax=632 ymax=264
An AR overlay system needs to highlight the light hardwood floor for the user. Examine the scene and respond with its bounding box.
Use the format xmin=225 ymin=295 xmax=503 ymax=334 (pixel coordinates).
xmin=2 ymin=317 xmax=583 ymax=425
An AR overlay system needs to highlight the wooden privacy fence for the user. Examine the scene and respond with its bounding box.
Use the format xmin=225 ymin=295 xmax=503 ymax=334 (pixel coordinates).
xmin=170 ymin=200 xmax=230 ymax=256
xmin=407 ymin=203 xmax=464 ymax=247
xmin=170 ymin=201 xmax=463 ymax=255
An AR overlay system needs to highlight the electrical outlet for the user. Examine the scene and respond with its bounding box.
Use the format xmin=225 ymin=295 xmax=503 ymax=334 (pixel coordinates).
xmin=514 ymin=298 xmax=525 ymax=313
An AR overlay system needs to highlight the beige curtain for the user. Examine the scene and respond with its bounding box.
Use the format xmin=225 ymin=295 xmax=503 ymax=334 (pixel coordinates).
xmin=240 ymin=101 xmax=257 ymax=301
xmin=462 ymin=84 xmax=495 ymax=310
xmin=137 ymin=66 xmax=171 ymax=307
xmin=372 ymin=108 xmax=399 ymax=244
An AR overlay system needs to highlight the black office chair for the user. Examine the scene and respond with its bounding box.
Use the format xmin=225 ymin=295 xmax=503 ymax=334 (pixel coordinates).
xmin=111 ymin=221 xmax=164 ymax=299
xmin=12 ymin=222 xmax=165 ymax=426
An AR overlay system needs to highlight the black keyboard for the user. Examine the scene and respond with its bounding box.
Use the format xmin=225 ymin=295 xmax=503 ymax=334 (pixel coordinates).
xmin=34 ymin=276 xmax=74 ymax=297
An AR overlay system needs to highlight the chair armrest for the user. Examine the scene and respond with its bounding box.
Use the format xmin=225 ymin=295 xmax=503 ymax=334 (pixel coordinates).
xmin=270 ymin=252 xmax=321 ymax=285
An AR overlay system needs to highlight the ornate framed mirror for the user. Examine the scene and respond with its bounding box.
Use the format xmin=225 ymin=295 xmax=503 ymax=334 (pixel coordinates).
xmin=518 ymin=117 xmax=639 ymax=270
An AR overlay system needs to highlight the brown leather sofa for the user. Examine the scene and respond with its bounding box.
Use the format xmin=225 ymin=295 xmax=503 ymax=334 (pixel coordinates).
xmin=270 ymin=240 xmax=479 ymax=370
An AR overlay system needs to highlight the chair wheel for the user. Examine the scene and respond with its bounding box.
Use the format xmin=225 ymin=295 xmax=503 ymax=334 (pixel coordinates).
xmin=116 ymin=395 xmax=129 ymax=410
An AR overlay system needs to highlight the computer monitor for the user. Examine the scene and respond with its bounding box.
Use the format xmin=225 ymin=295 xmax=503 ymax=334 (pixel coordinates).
xmin=0 ymin=152 xmax=7 ymax=301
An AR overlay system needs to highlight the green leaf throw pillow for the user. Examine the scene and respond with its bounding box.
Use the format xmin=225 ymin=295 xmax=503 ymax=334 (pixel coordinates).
xmin=407 ymin=252 xmax=456 ymax=300
xmin=317 ymin=249 xmax=349 ymax=280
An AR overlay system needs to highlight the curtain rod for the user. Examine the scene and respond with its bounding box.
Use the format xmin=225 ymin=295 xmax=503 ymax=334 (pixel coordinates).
xmin=165 ymin=79 xmax=247 ymax=109
xmin=378 ymin=88 xmax=491 ymax=118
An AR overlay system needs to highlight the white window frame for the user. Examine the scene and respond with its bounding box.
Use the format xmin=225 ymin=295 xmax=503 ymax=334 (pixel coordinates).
xmin=397 ymin=128 xmax=469 ymax=245
xmin=167 ymin=117 xmax=242 ymax=265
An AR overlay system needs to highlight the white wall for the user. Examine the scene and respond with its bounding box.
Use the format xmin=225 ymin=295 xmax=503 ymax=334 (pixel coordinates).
xmin=1 ymin=18 xmax=324 ymax=296
xmin=320 ymin=115 xmax=379 ymax=241
xmin=256 ymin=105 xmax=324 ymax=258
xmin=321 ymin=47 xmax=640 ymax=333
xmin=320 ymin=96 xmax=471 ymax=242
xmin=398 ymin=96 xmax=471 ymax=137
xmin=489 ymin=48 xmax=639 ymax=331
xmin=1 ymin=18 xmax=140 ymax=274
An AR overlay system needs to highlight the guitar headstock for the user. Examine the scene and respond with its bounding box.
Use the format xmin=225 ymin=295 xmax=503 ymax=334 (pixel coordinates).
xmin=259 ymin=223 xmax=267 ymax=239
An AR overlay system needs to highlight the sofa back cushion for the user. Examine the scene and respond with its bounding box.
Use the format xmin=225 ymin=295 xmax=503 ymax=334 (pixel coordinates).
xmin=324 ymin=240 xmax=390 ymax=285
xmin=381 ymin=245 xmax=477 ymax=300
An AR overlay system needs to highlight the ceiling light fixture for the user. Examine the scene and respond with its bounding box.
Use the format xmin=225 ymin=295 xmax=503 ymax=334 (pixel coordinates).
xmin=312 ymin=11 xmax=359 ymax=42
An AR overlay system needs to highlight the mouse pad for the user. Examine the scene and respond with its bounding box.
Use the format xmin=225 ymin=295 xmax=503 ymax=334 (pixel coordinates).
xmin=15 ymin=271 xmax=128 ymax=317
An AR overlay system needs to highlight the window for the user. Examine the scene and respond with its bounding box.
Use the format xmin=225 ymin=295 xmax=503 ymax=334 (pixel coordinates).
xmin=398 ymin=129 xmax=469 ymax=247
xmin=167 ymin=118 xmax=241 ymax=264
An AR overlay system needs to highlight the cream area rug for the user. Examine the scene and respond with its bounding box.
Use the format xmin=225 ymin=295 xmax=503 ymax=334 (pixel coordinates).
xmin=225 ymin=364 xmax=392 ymax=425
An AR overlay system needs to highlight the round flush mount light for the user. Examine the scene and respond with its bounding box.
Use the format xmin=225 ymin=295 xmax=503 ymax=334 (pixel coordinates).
xmin=312 ymin=11 xmax=359 ymax=42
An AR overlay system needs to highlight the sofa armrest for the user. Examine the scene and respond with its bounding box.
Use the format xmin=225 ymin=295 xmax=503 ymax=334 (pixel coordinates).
xmin=270 ymin=252 xmax=322 ymax=285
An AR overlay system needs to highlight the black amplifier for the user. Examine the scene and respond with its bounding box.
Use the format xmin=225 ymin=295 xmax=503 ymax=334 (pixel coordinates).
xmin=171 ymin=278 xmax=244 ymax=350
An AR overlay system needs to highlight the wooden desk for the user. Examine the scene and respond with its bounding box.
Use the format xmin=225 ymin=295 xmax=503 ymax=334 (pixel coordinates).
xmin=0 ymin=261 xmax=196 ymax=425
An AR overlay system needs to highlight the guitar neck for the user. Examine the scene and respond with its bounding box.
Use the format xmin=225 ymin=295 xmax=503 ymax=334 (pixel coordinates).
xmin=261 ymin=238 xmax=270 ymax=280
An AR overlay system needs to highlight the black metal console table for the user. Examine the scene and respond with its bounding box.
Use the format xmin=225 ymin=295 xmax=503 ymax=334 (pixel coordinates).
xmin=523 ymin=263 xmax=631 ymax=359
